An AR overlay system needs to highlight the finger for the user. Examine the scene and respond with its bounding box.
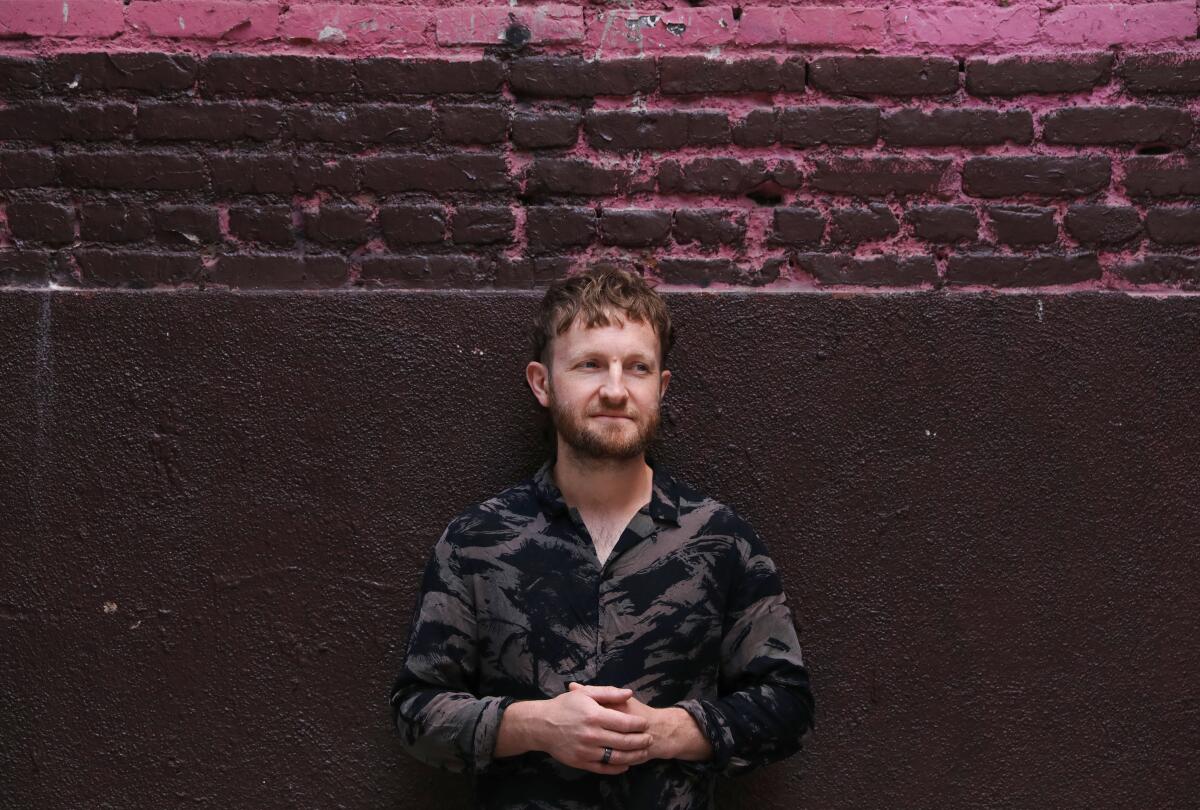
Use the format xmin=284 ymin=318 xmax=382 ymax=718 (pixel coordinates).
xmin=593 ymin=705 xmax=650 ymax=733
xmin=571 ymin=684 xmax=634 ymax=703
xmin=600 ymin=747 xmax=652 ymax=768
xmin=588 ymin=730 xmax=653 ymax=751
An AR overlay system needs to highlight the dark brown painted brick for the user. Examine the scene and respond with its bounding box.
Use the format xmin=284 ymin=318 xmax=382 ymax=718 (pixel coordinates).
xmin=510 ymin=58 xmax=656 ymax=98
xmin=808 ymin=56 xmax=958 ymax=96
xmin=906 ymin=205 xmax=978 ymax=243
xmin=1119 ymin=53 xmax=1200 ymax=95
xmin=882 ymin=109 xmax=1032 ymax=146
xmin=154 ymin=205 xmax=221 ymax=245
xmin=0 ymin=150 xmax=55 ymax=188
xmin=81 ymin=203 xmax=152 ymax=243
xmin=0 ymin=57 xmax=41 ymax=98
xmin=732 ymin=110 xmax=778 ymax=147
xmin=438 ymin=104 xmax=509 ymax=145
xmin=380 ymin=205 xmax=446 ymax=247
xmin=1115 ymin=254 xmax=1200 ymax=288
xmin=966 ymin=53 xmax=1113 ymax=96
xmin=357 ymin=59 xmax=504 ymax=96
xmin=1145 ymin=207 xmax=1200 ymax=245
xmin=810 ymin=157 xmax=951 ymax=198
xmin=945 ymin=253 xmax=1101 ymax=286
xmin=673 ymin=209 xmax=746 ymax=246
xmin=1041 ymin=106 xmax=1193 ymax=147
xmin=659 ymin=57 xmax=781 ymax=94
xmin=585 ymin=110 xmax=729 ymax=152
xmin=830 ymin=205 xmax=899 ymax=244
xmin=1064 ymin=205 xmax=1142 ymax=245
xmin=208 ymin=254 xmax=349 ymax=289
xmin=963 ymin=157 xmax=1110 ymax=198
xmin=229 ymin=205 xmax=293 ymax=246
xmin=599 ymin=209 xmax=672 ymax=247
xmin=0 ymin=101 xmax=136 ymax=141
xmin=291 ymin=105 xmax=433 ymax=144
xmin=137 ymin=101 xmax=286 ymax=141
xmin=495 ymin=255 xmax=571 ymax=288
xmin=209 ymin=155 xmax=293 ymax=194
xmin=304 ymin=205 xmax=372 ymax=244
xmin=525 ymin=159 xmax=629 ymax=197
xmin=294 ymin=157 xmax=358 ymax=194
xmin=200 ymin=55 xmax=355 ymax=98
xmin=780 ymin=58 xmax=806 ymax=91
xmin=61 ymin=151 xmax=207 ymax=191
xmin=7 ymin=201 xmax=74 ymax=245
xmin=75 ymin=249 xmax=202 ymax=287
xmin=47 ymin=52 xmax=198 ymax=92
xmin=656 ymin=258 xmax=742 ymax=287
xmin=1123 ymin=157 xmax=1200 ymax=197
xmin=512 ymin=111 xmax=580 ymax=149
xmin=771 ymin=208 xmax=825 ymax=245
xmin=359 ymin=255 xmax=491 ymax=288
xmin=451 ymin=206 xmax=514 ymax=245
xmin=794 ymin=253 xmax=937 ymax=286
xmin=779 ymin=106 xmax=879 ymax=146
xmin=362 ymin=155 xmax=510 ymax=193
xmin=658 ymin=158 xmax=770 ymax=195
xmin=0 ymin=249 xmax=54 ymax=285
xmin=987 ymin=206 xmax=1058 ymax=246
xmin=525 ymin=207 xmax=596 ymax=251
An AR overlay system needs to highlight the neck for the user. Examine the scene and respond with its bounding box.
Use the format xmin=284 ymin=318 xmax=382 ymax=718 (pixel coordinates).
xmin=552 ymin=444 xmax=653 ymax=514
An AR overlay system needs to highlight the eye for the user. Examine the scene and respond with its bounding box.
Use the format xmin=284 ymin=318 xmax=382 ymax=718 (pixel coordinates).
xmin=633 ymin=363 xmax=650 ymax=372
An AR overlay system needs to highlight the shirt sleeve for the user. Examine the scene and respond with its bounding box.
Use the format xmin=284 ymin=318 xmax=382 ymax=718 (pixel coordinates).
xmin=388 ymin=522 xmax=517 ymax=774
xmin=673 ymin=515 xmax=815 ymax=777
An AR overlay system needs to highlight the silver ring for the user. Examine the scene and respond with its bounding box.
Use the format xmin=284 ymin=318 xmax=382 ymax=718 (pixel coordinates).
xmin=601 ymin=746 xmax=613 ymax=765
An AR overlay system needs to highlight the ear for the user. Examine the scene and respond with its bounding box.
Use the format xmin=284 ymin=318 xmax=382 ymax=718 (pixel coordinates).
xmin=659 ymin=368 xmax=671 ymax=399
xmin=526 ymin=360 xmax=551 ymax=407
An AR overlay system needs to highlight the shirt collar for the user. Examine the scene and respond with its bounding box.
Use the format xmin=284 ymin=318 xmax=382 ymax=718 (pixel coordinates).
xmin=532 ymin=454 xmax=681 ymax=527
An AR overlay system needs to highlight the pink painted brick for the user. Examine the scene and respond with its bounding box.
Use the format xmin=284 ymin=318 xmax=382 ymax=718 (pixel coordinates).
xmin=784 ymin=7 xmax=886 ymax=47
xmin=128 ymin=0 xmax=280 ymax=42
xmin=0 ymin=0 xmax=123 ymax=38
xmin=890 ymin=6 xmax=1039 ymax=49
xmin=435 ymin=5 xmax=583 ymax=46
xmin=1042 ymin=1 xmax=1198 ymax=46
xmin=735 ymin=8 xmax=784 ymax=46
xmin=280 ymin=4 xmax=428 ymax=45
xmin=590 ymin=7 xmax=736 ymax=52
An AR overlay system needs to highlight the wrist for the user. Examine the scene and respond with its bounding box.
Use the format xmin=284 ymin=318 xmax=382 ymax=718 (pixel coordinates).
xmin=659 ymin=706 xmax=713 ymax=762
xmin=494 ymin=699 xmax=544 ymax=758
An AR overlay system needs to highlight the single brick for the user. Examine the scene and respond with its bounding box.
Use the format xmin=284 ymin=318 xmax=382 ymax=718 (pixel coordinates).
xmin=1115 ymin=254 xmax=1200 ymax=288
xmin=809 ymin=56 xmax=958 ymax=96
xmin=599 ymin=209 xmax=672 ymax=247
xmin=771 ymin=208 xmax=825 ymax=245
xmin=280 ymin=4 xmax=427 ymax=47
xmin=966 ymin=53 xmax=1113 ymax=96
xmin=137 ymin=101 xmax=286 ymax=142
xmin=47 ymin=52 xmax=198 ymax=92
xmin=81 ymin=203 xmax=152 ymax=242
xmin=1145 ymin=207 xmax=1200 ymax=244
xmin=830 ymin=205 xmax=900 ymax=244
xmin=963 ymin=157 xmax=1111 ymax=198
xmin=673 ymin=209 xmax=746 ymax=246
xmin=357 ymin=59 xmax=504 ymax=96
xmin=304 ymin=205 xmax=372 ymax=244
xmin=75 ymin=250 xmax=202 ymax=288
xmin=987 ymin=206 xmax=1058 ymax=246
xmin=359 ymin=255 xmax=490 ymax=289
xmin=0 ymin=57 xmax=41 ymax=98
xmin=1064 ymin=205 xmax=1142 ymax=245
xmin=435 ymin=4 xmax=582 ymax=46
xmin=128 ymin=0 xmax=277 ymax=42
xmin=906 ymin=206 xmax=979 ymax=243
xmin=290 ymin=105 xmax=433 ymax=144
xmin=7 ymin=201 xmax=74 ymax=245
xmin=525 ymin=159 xmax=629 ymax=197
xmin=208 ymin=254 xmax=349 ymax=289
xmin=732 ymin=110 xmax=778 ymax=147
xmin=658 ymin=158 xmax=771 ymax=195
xmin=0 ymin=250 xmax=54 ymax=285
xmin=811 ymin=157 xmax=951 ymax=198
xmin=0 ymin=101 xmax=136 ymax=141
xmin=510 ymin=58 xmax=656 ymax=98
xmin=362 ymin=155 xmax=510 ymax=193
xmin=209 ymin=155 xmax=294 ymax=194
xmin=1120 ymin=53 xmax=1200 ymax=94
xmin=526 ymin=207 xmax=596 ymax=251
xmin=229 ymin=205 xmax=293 ymax=246
xmin=438 ymin=104 xmax=509 ymax=145
xmin=945 ymin=253 xmax=1101 ymax=286
xmin=882 ymin=109 xmax=1033 ymax=146
xmin=294 ymin=157 xmax=358 ymax=194
xmin=794 ymin=254 xmax=937 ymax=286
xmin=779 ymin=106 xmax=879 ymax=146
xmin=1123 ymin=156 xmax=1200 ymax=197
xmin=60 ymin=151 xmax=207 ymax=191
xmin=380 ymin=205 xmax=446 ymax=246
xmin=1042 ymin=106 xmax=1193 ymax=147
xmin=656 ymin=258 xmax=741 ymax=287
xmin=495 ymin=255 xmax=572 ymax=288
xmin=154 ymin=205 xmax=221 ymax=245
xmin=512 ymin=111 xmax=580 ymax=149
xmin=0 ymin=0 xmax=123 ymax=37
xmin=200 ymin=55 xmax=355 ymax=98
xmin=659 ymin=57 xmax=782 ymax=94
xmin=451 ymin=206 xmax=514 ymax=245
xmin=0 ymin=150 xmax=55 ymax=188
xmin=585 ymin=110 xmax=729 ymax=152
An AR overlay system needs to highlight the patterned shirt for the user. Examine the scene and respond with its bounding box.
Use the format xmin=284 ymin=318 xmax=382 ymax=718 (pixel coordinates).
xmin=389 ymin=456 xmax=815 ymax=809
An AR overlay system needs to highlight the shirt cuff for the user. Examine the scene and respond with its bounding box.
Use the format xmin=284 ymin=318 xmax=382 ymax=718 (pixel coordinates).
xmin=672 ymin=698 xmax=731 ymax=774
xmin=469 ymin=695 xmax=520 ymax=774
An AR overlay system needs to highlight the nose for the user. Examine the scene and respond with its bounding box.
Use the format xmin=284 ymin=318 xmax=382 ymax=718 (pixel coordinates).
xmin=599 ymin=361 xmax=629 ymax=403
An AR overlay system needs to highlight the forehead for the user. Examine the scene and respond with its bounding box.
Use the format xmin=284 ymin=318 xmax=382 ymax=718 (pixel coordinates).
xmin=553 ymin=312 xmax=660 ymax=358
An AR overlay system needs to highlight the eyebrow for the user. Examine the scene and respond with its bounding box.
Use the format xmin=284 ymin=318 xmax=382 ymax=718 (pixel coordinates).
xmin=568 ymin=350 xmax=655 ymax=365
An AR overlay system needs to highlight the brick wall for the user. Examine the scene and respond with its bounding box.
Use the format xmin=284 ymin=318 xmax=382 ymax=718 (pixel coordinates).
xmin=1 ymin=1 xmax=1198 ymax=292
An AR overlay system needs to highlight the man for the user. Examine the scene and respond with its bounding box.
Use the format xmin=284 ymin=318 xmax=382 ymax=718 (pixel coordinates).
xmin=389 ymin=267 xmax=814 ymax=809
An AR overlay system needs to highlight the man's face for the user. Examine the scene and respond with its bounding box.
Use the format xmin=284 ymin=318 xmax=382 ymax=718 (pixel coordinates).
xmin=537 ymin=313 xmax=671 ymax=461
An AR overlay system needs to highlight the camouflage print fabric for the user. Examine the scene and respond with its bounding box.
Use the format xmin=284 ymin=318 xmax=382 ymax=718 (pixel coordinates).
xmin=389 ymin=455 xmax=815 ymax=810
